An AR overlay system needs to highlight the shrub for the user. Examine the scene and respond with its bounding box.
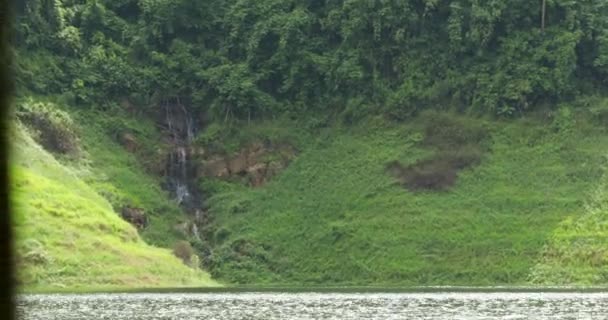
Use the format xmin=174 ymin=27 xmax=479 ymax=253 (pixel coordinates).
xmin=20 ymin=239 xmax=51 ymax=265
xmin=214 ymin=228 xmax=231 ymax=244
xmin=172 ymin=240 xmax=194 ymax=265
xmin=16 ymin=99 xmax=80 ymax=155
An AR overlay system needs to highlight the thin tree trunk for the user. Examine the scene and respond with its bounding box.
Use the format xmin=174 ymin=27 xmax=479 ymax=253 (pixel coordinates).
xmin=541 ymin=0 xmax=546 ymax=32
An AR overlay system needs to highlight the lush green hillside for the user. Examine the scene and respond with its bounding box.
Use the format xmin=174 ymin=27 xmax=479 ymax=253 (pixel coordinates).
xmin=13 ymin=101 xmax=608 ymax=288
xmin=10 ymin=0 xmax=608 ymax=288
xmin=199 ymin=110 xmax=608 ymax=286
xmin=11 ymin=121 xmax=218 ymax=290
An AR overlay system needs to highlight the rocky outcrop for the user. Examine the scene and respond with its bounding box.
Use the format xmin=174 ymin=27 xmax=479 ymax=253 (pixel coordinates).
xmin=199 ymin=142 xmax=297 ymax=187
xmin=120 ymin=206 xmax=149 ymax=229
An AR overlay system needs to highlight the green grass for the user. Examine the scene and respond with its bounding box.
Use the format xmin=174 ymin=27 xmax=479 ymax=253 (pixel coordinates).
xmin=67 ymin=107 xmax=191 ymax=248
xmin=13 ymin=94 xmax=608 ymax=288
xmin=530 ymin=156 xmax=608 ymax=285
xmin=203 ymin=112 xmax=608 ymax=286
xmin=11 ymin=123 xmax=219 ymax=290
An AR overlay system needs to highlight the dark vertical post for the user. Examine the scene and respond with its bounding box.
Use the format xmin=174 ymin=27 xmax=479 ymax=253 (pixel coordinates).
xmin=0 ymin=0 xmax=15 ymax=319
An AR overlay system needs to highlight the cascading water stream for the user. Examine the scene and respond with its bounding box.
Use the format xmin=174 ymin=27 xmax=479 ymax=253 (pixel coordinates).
xmin=163 ymin=100 xmax=203 ymax=224
xmin=174 ymin=146 xmax=190 ymax=205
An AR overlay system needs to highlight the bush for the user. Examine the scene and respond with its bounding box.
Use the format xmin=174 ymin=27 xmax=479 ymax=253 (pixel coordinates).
xmin=214 ymin=228 xmax=231 ymax=244
xmin=16 ymin=99 xmax=80 ymax=155
xmin=20 ymin=239 xmax=51 ymax=265
xmin=172 ymin=240 xmax=194 ymax=265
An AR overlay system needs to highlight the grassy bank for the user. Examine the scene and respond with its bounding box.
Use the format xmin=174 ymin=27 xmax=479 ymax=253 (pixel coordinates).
xmin=69 ymin=106 xmax=191 ymax=248
xmin=202 ymin=110 xmax=608 ymax=286
xmin=531 ymin=155 xmax=608 ymax=284
xmin=11 ymin=122 xmax=219 ymax=290
xmin=12 ymin=96 xmax=608 ymax=288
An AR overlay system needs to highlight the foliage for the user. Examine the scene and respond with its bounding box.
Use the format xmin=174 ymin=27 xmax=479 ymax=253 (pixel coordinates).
xmin=13 ymin=0 xmax=608 ymax=118
xmin=201 ymin=115 xmax=608 ymax=285
xmin=530 ymin=155 xmax=608 ymax=285
xmin=16 ymin=98 xmax=80 ymax=155
xmin=12 ymin=0 xmax=608 ymax=289
xmin=172 ymin=240 xmax=194 ymax=265
xmin=69 ymin=106 xmax=192 ymax=248
xmin=11 ymin=123 xmax=218 ymax=290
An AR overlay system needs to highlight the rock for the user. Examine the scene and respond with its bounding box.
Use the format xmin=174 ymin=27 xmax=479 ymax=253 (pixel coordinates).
xmin=265 ymin=161 xmax=285 ymax=178
xmin=246 ymin=142 xmax=266 ymax=162
xmin=228 ymin=152 xmax=248 ymax=175
xmin=119 ymin=132 xmax=138 ymax=153
xmin=201 ymin=156 xmax=229 ymax=177
xmin=199 ymin=141 xmax=297 ymax=187
xmin=247 ymin=163 xmax=268 ymax=187
xmin=120 ymin=206 xmax=148 ymax=229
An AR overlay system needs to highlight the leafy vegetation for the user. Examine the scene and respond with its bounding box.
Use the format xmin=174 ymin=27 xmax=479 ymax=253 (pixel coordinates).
xmin=13 ymin=0 xmax=608 ymax=119
xmin=11 ymin=122 xmax=218 ymax=290
xmin=10 ymin=0 xmax=608 ymax=288
xmin=531 ymin=153 xmax=608 ymax=285
xmin=172 ymin=240 xmax=195 ymax=265
xmin=200 ymin=112 xmax=608 ymax=285
xmin=70 ymin=106 xmax=189 ymax=248
xmin=15 ymin=98 xmax=80 ymax=155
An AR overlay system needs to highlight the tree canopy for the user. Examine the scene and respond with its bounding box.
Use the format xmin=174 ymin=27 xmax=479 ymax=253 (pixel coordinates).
xmin=13 ymin=0 xmax=608 ymax=119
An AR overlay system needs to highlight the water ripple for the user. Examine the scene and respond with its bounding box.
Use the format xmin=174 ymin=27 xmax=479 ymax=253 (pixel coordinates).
xmin=16 ymin=292 xmax=608 ymax=319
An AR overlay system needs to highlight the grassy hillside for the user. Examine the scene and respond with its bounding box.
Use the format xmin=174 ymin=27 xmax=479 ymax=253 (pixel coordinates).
xmin=531 ymin=158 xmax=608 ymax=285
xmin=12 ymin=95 xmax=608 ymax=288
xmin=69 ymin=106 xmax=192 ymax=248
xmin=11 ymin=122 xmax=218 ymax=290
xmin=202 ymin=110 xmax=608 ymax=286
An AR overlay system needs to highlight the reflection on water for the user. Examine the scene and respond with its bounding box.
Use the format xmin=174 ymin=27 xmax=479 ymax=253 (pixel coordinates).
xmin=17 ymin=292 xmax=608 ymax=319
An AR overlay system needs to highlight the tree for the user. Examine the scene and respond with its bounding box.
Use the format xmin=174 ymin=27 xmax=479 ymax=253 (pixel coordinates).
xmin=541 ymin=0 xmax=547 ymax=31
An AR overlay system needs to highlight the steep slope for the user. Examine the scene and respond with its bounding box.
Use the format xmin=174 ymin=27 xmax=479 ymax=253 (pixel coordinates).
xmin=200 ymin=112 xmax=608 ymax=286
xmin=531 ymin=158 xmax=608 ymax=285
xmin=11 ymin=123 xmax=218 ymax=290
xmin=69 ymin=107 xmax=197 ymax=249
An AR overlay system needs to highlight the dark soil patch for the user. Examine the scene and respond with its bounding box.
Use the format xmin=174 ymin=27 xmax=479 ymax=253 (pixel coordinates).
xmin=388 ymin=114 xmax=489 ymax=191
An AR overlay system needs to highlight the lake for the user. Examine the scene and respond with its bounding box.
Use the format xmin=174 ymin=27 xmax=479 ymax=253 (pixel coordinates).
xmin=16 ymin=291 xmax=608 ymax=319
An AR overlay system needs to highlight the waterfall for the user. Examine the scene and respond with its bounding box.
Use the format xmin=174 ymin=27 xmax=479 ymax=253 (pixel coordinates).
xmin=163 ymin=99 xmax=204 ymax=240
xmin=191 ymin=223 xmax=202 ymax=242
xmin=167 ymin=145 xmax=193 ymax=207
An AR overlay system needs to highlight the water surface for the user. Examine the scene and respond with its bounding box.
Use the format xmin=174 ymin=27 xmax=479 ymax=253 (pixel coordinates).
xmin=17 ymin=292 xmax=608 ymax=319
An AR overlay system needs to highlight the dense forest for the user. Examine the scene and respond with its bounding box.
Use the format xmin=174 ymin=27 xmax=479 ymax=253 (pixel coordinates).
xmin=11 ymin=0 xmax=608 ymax=289
xmin=14 ymin=0 xmax=608 ymax=119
